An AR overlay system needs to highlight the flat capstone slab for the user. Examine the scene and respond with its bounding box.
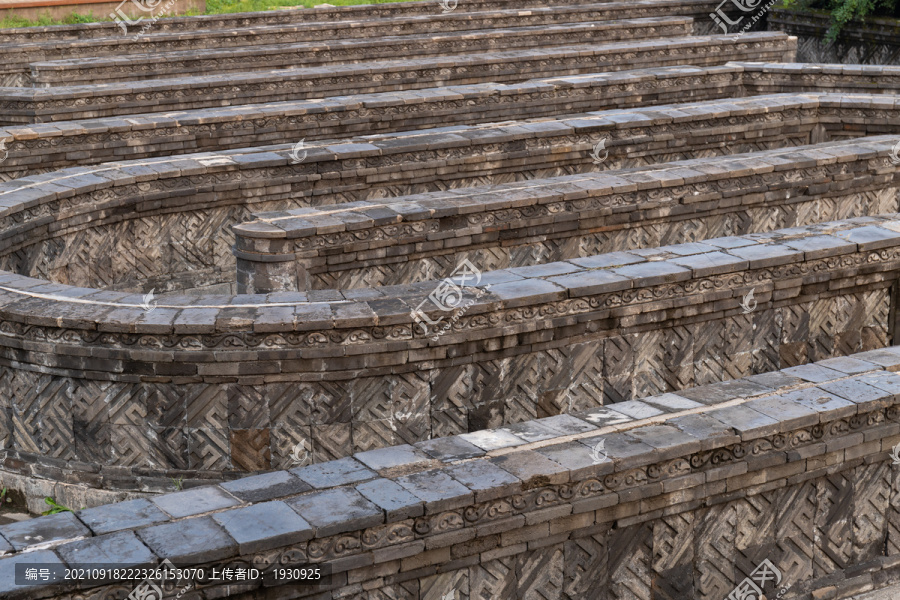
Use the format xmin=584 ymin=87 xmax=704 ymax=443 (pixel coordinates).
xmin=457 ymin=429 xmax=527 ymax=452
xmin=0 ymin=549 xmax=66 ymax=598
xmin=781 ymin=364 xmax=846 ymax=383
xmin=56 ymin=530 xmax=156 ymax=569
xmin=354 ymin=444 xmax=433 ymax=472
xmin=706 ymin=404 xmax=780 ymax=440
xmin=292 ymin=457 xmax=377 ymax=489
xmin=500 ymin=420 xmax=563 ymax=443
xmin=818 ymin=378 xmax=894 ymax=406
xmin=789 ymin=388 xmax=856 ymax=418
xmin=578 ymin=432 xmax=656 ymax=471
xmin=624 ymin=425 xmax=702 ymax=461
xmin=640 ymin=393 xmax=703 ymax=411
xmin=151 ymin=486 xmax=240 ymax=519
xmin=219 ymin=471 xmax=312 ymax=503
xmin=606 ymin=400 xmax=664 ymax=420
xmin=743 ymin=395 xmax=819 ymax=431
xmin=816 ymin=356 xmax=880 ymax=375
xmin=211 ymin=501 xmax=313 ymax=555
xmin=137 ymin=517 xmax=237 ymax=565
xmin=286 ymin=488 xmax=383 ymax=537
xmin=572 ymin=406 xmax=633 ymax=427
xmin=444 ymin=459 xmax=522 ymax=502
xmin=0 ymin=512 xmax=90 ymax=552
xmin=676 ymin=379 xmax=774 ymax=404
xmin=395 ymin=469 xmax=474 ymax=513
xmin=659 ymin=413 xmax=741 ymax=451
xmin=858 ymin=371 xmax=900 ymax=395
xmin=535 ymin=441 xmax=615 ymax=479
xmin=355 ymin=478 xmax=424 ymax=522
xmin=415 ymin=436 xmax=486 ymax=462
xmin=854 ymin=349 xmax=900 ymax=369
xmin=77 ymin=498 xmax=170 ymax=535
xmin=534 ymin=414 xmax=598 ymax=435
xmin=744 ymin=371 xmax=805 ymax=390
xmin=489 ymin=451 xmax=569 ymax=488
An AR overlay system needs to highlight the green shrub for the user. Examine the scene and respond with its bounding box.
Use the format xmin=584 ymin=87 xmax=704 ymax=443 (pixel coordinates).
xmin=783 ymin=0 xmax=900 ymax=41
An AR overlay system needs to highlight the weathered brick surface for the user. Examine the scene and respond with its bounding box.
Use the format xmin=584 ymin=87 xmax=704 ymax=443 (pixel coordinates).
xmin=4 ymin=354 xmax=899 ymax=598
xmin=0 ymin=1 xmax=898 ymax=597
xmin=10 ymin=210 xmax=900 ymax=487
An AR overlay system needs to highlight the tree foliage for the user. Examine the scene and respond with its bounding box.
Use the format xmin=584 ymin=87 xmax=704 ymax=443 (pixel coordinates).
xmin=783 ymin=0 xmax=900 ymax=41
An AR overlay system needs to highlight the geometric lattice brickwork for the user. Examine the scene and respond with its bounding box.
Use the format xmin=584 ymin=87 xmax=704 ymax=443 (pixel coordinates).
xmin=0 ymin=285 xmax=889 ymax=472
xmin=6 ymin=351 xmax=900 ymax=600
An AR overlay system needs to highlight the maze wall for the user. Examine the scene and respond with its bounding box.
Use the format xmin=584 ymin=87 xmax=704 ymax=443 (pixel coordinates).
xmin=2 ymin=95 xmax=897 ymax=295
xmin=1 ymin=0 xmax=900 ymax=597
xmin=232 ymin=137 xmax=900 ymax=292
xmin=0 ymin=215 xmax=898 ymax=493
xmin=3 ymin=352 xmax=900 ymax=600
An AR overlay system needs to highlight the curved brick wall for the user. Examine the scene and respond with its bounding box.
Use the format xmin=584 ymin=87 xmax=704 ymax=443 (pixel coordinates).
xmin=5 ymin=0 xmax=900 ymax=597
xmin=2 ymin=351 xmax=900 ymax=599
xmin=0 ymin=212 xmax=899 ymax=493
xmin=232 ymin=135 xmax=900 ymax=292
xmin=1 ymin=4 xmax=701 ymax=85
xmin=0 ymin=32 xmax=794 ymax=124
xmin=0 ymin=63 xmax=897 ymax=183
xmin=29 ymin=18 xmax=693 ymax=86
xmin=3 ymin=93 xmax=896 ymax=294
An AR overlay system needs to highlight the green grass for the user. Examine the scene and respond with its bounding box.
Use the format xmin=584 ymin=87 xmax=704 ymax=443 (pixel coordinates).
xmin=206 ymin=0 xmax=411 ymax=14
xmin=0 ymin=0 xmax=416 ymax=29
xmin=0 ymin=11 xmax=104 ymax=28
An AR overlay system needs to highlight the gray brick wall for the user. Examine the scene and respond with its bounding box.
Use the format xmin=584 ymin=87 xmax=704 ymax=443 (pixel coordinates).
xmin=2 ymin=351 xmax=900 ymax=599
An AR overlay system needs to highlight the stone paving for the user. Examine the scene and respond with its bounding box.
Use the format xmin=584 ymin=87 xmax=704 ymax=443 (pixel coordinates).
xmin=0 ymin=0 xmax=900 ymax=597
